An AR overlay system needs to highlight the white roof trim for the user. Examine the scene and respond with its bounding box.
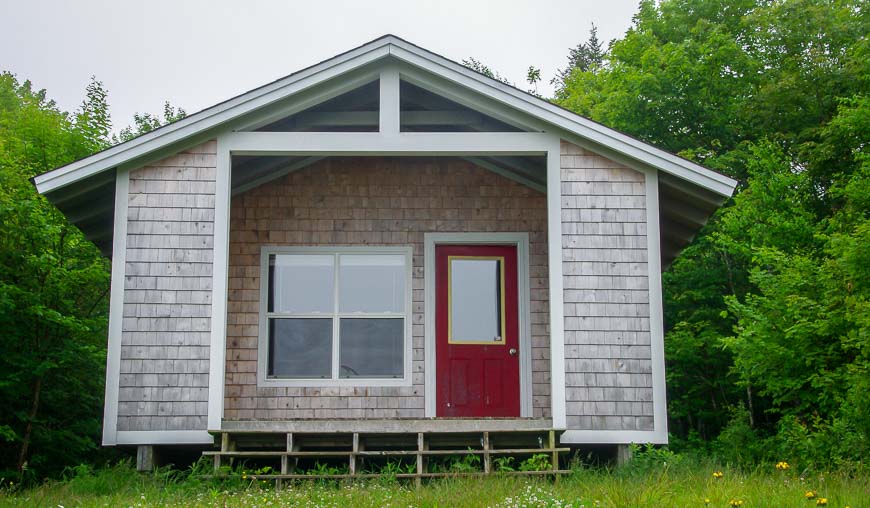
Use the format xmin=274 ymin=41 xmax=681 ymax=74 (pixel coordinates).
xmin=34 ymin=35 xmax=737 ymax=197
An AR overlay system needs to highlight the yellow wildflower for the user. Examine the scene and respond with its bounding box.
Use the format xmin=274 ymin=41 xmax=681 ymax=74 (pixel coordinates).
xmin=704 ymin=499 xmax=711 ymax=505
xmin=816 ymin=499 xmax=827 ymax=506
xmin=729 ymin=500 xmax=744 ymax=507
xmin=805 ymin=490 xmax=817 ymax=499
xmin=776 ymin=461 xmax=790 ymax=470
xmin=712 ymin=471 xmax=724 ymax=479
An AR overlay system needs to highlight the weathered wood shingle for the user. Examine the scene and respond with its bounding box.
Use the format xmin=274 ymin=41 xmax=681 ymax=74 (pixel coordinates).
xmin=117 ymin=141 xmax=216 ymax=432
xmin=560 ymin=141 xmax=654 ymax=431
xmin=225 ymin=157 xmax=551 ymax=420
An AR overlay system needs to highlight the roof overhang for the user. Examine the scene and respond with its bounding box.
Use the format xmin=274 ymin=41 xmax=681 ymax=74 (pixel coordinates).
xmin=33 ymin=34 xmax=737 ymax=262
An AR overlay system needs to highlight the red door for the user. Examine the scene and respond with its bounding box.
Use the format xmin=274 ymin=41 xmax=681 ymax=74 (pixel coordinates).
xmin=435 ymin=244 xmax=520 ymax=417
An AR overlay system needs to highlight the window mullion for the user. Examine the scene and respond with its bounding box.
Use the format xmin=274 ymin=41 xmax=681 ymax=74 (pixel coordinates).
xmin=331 ymin=253 xmax=341 ymax=380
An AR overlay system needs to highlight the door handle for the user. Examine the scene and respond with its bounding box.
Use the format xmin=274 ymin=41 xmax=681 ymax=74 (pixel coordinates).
xmin=509 ymin=348 xmax=518 ymax=356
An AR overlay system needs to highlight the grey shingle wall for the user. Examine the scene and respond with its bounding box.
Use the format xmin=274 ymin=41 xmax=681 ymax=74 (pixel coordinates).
xmin=117 ymin=141 xmax=216 ymax=432
xmin=560 ymin=141 xmax=654 ymax=432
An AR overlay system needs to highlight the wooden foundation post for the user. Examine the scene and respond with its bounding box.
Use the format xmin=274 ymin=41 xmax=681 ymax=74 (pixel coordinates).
xmin=482 ymin=432 xmax=491 ymax=474
xmin=548 ymin=430 xmax=559 ymax=482
xmin=136 ymin=445 xmax=156 ymax=472
xmin=350 ymin=433 xmax=360 ymax=477
xmin=616 ymin=444 xmax=632 ymax=466
xmin=287 ymin=433 xmax=299 ymax=473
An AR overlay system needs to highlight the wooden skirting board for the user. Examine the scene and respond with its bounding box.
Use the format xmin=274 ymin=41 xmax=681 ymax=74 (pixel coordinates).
xmin=205 ymin=426 xmax=570 ymax=485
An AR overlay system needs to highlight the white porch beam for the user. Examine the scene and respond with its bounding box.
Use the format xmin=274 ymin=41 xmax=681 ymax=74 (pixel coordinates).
xmin=546 ymin=139 xmax=567 ymax=429
xmin=397 ymin=64 xmax=548 ymax=134
xmin=290 ymin=110 xmax=483 ymax=129
xmin=231 ymin=156 xmax=325 ymax=196
xmin=464 ymin=157 xmax=545 ymax=193
xmin=379 ymin=67 xmax=401 ymax=134
xmin=207 ymin=140 xmax=231 ymax=432
xmin=232 ymin=71 xmax=380 ymax=132
xmin=645 ymin=170 xmax=669 ymax=443
xmin=222 ymin=131 xmax=552 ymax=156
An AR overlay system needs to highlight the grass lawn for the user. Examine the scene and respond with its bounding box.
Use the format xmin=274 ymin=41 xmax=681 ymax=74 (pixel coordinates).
xmin=1 ymin=460 xmax=867 ymax=507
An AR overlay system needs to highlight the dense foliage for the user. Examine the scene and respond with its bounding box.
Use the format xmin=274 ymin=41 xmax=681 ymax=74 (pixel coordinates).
xmin=0 ymin=73 xmax=113 ymax=481
xmin=0 ymin=74 xmax=186 ymax=481
xmin=556 ymin=0 xmax=868 ymax=467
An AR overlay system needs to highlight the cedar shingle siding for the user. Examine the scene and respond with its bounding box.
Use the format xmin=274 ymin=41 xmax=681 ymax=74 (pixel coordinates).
xmin=224 ymin=157 xmax=551 ymax=420
xmin=117 ymin=141 xmax=216 ymax=432
xmin=114 ymin=143 xmax=655 ymax=432
xmin=560 ymin=141 xmax=654 ymax=431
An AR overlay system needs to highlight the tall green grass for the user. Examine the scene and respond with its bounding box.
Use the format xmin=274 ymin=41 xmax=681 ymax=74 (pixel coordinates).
xmin=1 ymin=452 xmax=867 ymax=507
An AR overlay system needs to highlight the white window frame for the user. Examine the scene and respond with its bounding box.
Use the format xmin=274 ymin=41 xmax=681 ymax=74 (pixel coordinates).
xmin=257 ymin=245 xmax=413 ymax=387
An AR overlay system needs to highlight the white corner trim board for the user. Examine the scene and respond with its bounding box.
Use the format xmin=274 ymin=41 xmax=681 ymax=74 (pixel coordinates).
xmin=102 ymin=167 xmax=129 ymax=446
xmin=423 ymin=232 xmax=534 ymax=418
xmin=545 ymin=140 xmax=567 ymax=430
xmin=560 ymin=429 xmax=668 ymax=445
xmin=115 ymin=430 xmax=215 ymax=446
xmin=645 ymin=170 xmax=669 ymax=441
xmin=207 ymin=140 xmax=231 ymax=432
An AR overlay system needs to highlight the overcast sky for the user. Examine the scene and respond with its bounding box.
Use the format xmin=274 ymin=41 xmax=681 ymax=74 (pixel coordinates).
xmin=1 ymin=0 xmax=639 ymax=132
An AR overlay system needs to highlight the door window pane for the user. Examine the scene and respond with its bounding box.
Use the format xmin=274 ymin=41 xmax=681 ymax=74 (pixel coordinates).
xmin=339 ymin=318 xmax=403 ymax=378
xmin=268 ymin=318 xmax=332 ymax=378
xmin=450 ymin=258 xmax=503 ymax=343
xmin=339 ymin=254 xmax=405 ymax=313
xmin=269 ymin=254 xmax=334 ymax=313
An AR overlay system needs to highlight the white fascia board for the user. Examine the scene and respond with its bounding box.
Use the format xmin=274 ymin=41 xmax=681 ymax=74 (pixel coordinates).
xmin=33 ymin=43 xmax=393 ymax=194
xmin=223 ymin=131 xmax=552 ymax=156
xmin=560 ymin=429 xmax=668 ymax=445
xmin=386 ymin=42 xmax=737 ymax=198
xmin=115 ymin=430 xmax=215 ymax=446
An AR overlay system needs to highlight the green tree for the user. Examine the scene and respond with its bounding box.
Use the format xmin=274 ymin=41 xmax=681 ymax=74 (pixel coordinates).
xmin=526 ymin=66 xmax=542 ymax=96
xmin=461 ymin=57 xmax=513 ymax=85
xmin=0 ymin=73 xmax=112 ymax=480
xmin=556 ymin=0 xmax=869 ymax=463
xmin=552 ymin=24 xmax=605 ymax=97
xmin=115 ymin=101 xmax=186 ymax=143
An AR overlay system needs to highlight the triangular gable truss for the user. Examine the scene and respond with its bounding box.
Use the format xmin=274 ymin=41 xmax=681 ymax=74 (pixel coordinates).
xmin=33 ymin=34 xmax=735 ymax=197
xmin=229 ymin=73 xmax=545 ymax=196
xmin=32 ymin=34 xmax=737 ymax=263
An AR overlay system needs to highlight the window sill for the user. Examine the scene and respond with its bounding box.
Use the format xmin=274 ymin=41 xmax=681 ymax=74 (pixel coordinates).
xmin=257 ymin=376 xmax=414 ymax=388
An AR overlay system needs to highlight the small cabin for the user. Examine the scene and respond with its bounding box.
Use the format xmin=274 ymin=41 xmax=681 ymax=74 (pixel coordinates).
xmin=35 ymin=35 xmax=736 ymax=472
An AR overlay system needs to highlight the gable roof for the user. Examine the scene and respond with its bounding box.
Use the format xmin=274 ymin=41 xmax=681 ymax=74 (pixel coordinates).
xmin=33 ymin=34 xmax=737 ymax=261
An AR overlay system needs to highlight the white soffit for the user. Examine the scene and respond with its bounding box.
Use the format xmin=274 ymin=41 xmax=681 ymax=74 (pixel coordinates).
xmin=33 ymin=35 xmax=737 ymax=199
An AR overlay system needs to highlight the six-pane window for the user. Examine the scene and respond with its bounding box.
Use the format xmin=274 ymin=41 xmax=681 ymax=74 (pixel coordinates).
xmin=265 ymin=251 xmax=407 ymax=381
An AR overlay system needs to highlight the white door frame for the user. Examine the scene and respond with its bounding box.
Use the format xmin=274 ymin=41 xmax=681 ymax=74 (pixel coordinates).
xmin=423 ymin=232 xmax=533 ymax=418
